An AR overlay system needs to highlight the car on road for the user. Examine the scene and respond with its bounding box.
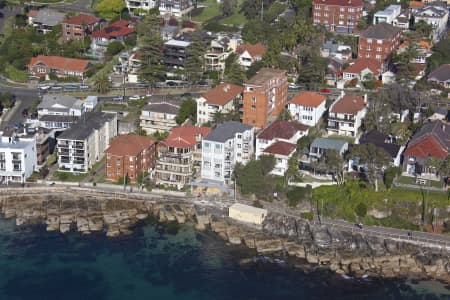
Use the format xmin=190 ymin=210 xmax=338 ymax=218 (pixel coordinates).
xmin=64 ymin=85 xmax=79 ymax=91
xmin=38 ymin=85 xmax=51 ymax=91
xmin=22 ymin=109 xmax=28 ymax=118
xmin=50 ymin=86 xmax=63 ymax=91
xmin=129 ymin=95 xmax=142 ymax=100
xmin=112 ymin=96 xmax=124 ymax=101
xmin=320 ymin=88 xmax=331 ymax=93
xmin=79 ymin=85 xmax=89 ymax=89
xmin=355 ymin=223 xmax=363 ymax=229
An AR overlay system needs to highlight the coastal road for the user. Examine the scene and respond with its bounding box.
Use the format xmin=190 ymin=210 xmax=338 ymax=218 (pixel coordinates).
xmin=0 ymin=85 xmax=39 ymax=129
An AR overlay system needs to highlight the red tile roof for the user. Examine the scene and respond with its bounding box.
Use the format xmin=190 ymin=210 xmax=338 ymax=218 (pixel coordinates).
xmin=313 ymin=0 xmax=363 ymax=7
xmin=404 ymin=121 xmax=449 ymax=159
xmin=290 ymin=91 xmax=326 ymax=107
xmin=263 ymin=141 xmax=296 ymax=156
xmin=202 ymin=83 xmax=243 ymax=106
xmin=27 ymin=10 xmax=39 ymax=18
xmin=330 ymin=94 xmax=366 ymax=115
xmin=236 ymin=43 xmax=267 ymax=58
xmin=258 ymin=120 xmax=309 ymax=141
xmin=63 ymin=14 xmax=99 ymax=26
xmin=343 ymin=59 xmax=382 ymax=75
xmin=404 ymin=135 xmax=448 ymax=159
xmin=91 ymin=20 xmax=135 ymax=39
xmin=409 ymin=1 xmax=424 ymax=7
xmin=105 ymin=134 xmax=155 ymax=156
xmin=27 ymin=55 xmax=90 ymax=73
xmin=162 ymin=126 xmax=211 ymax=148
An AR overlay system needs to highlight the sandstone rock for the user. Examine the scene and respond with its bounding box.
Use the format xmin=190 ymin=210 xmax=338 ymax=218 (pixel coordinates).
xmin=255 ymin=238 xmax=284 ymax=254
xmin=59 ymin=223 xmax=70 ymax=234
xmin=226 ymin=226 xmax=242 ymax=245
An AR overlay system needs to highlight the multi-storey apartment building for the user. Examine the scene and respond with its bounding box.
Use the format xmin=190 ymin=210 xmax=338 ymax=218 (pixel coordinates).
xmin=327 ymin=93 xmax=367 ymax=137
xmin=413 ymin=2 xmax=449 ymax=42
xmin=57 ymin=112 xmax=117 ymax=173
xmin=163 ymin=39 xmax=190 ymax=71
xmin=61 ymin=14 xmax=100 ymax=42
xmin=158 ymin=0 xmax=193 ymax=17
xmin=140 ymin=101 xmax=180 ymax=134
xmin=242 ymin=68 xmax=288 ymax=129
xmin=105 ymin=134 xmax=156 ymax=183
xmin=155 ymin=126 xmax=210 ymax=189
xmin=312 ymin=0 xmax=364 ymax=33
xmin=204 ymin=33 xmax=241 ymax=72
xmin=196 ymin=83 xmax=243 ymax=125
xmin=201 ymin=121 xmax=254 ymax=185
xmin=358 ymin=23 xmax=402 ymax=62
xmin=0 ymin=130 xmax=36 ymax=184
xmin=288 ymin=91 xmax=327 ymax=127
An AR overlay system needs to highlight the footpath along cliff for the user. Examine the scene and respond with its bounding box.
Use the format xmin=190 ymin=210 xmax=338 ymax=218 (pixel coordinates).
xmin=0 ymin=187 xmax=449 ymax=283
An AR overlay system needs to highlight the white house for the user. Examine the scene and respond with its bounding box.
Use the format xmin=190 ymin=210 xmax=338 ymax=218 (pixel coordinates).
xmin=196 ymin=83 xmax=243 ymax=125
xmin=236 ymin=43 xmax=266 ymax=69
xmin=0 ymin=130 xmax=36 ymax=184
xmin=204 ymin=33 xmax=242 ymax=72
xmin=342 ymin=59 xmax=382 ymax=82
xmin=288 ymin=91 xmax=327 ymax=126
xmin=327 ymin=93 xmax=368 ymax=137
xmin=256 ymin=120 xmax=308 ymax=159
xmin=38 ymin=94 xmax=84 ymax=118
xmin=158 ymin=0 xmax=193 ymax=17
xmin=413 ymin=2 xmax=449 ymax=42
xmin=373 ymin=5 xmax=402 ymax=25
xmin=83 ymin=96 xmax=98 ymax=111
xmin=261 ymin=140 xmax=297 ymax=176
xmin=125 ymin=0 xmax=157 ymax=12
xmin=201 ymin=121 xmax=254 ymax=185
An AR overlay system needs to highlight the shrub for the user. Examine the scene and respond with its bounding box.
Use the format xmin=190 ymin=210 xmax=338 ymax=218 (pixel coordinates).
xmin=301 ymin=212 xmax=313 ymax=220
xmin=252 ymin=200 xmax=263 ymax=208
xmin=384 ymin=167 xmax=399 ymax=190
xmin=355 ymin=202 xmax=367 ymax=218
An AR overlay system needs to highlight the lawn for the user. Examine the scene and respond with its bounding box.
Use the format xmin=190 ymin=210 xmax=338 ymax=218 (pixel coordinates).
xmin=326 ymin=134 xmax=355 ymax=144
xmin=396 ymin=175 xmax=444 ymax=189
xmin=52 ymin=171 xmax=89 ymax=182
xmin=192 ymin=0 xmax=221 ymax=22
xmin=219 ymin=11 xmax=247 ymax=26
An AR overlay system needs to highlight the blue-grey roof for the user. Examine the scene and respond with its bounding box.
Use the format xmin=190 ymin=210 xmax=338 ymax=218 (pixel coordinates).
xmin=204 ymin=121 xmax=252 ymax=143
xmin=57 ymin=112 xmax=116 ymax=141
xmin=310 ymin=137 xmax=348 ymax=150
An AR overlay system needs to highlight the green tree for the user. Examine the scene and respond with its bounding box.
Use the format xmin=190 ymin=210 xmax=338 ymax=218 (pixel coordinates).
xmin=325 ymin=149 xmax=345 ymax=185
xmin=221 ymin=0 xmax=237 ymax=16
xmin=176 ymin=98 xmax=197 ymax=124
xmin=94 ymin=73 xmax=110 ymax=94
xmin=355 ymin=202 xmax=367 ymax=218
xmin=356 ymin=18 xmax=368 ymax=31
xmin=105 ymin=41 xmax=125 ymax=57
xmin=184 ymin=31 xmax=206 ymax=83
xmin=152 ymin=130 xmax=169 ymax=141
xmin=285 ymin=154 xmax=299 ymax=182
xmin=95 ymin=0 xmax=126 ymax=19
xmin=349 ymin=144 xmax=392 ymax=192
xmin=224 ymin=55 xmax=245 ymax=85
xmin=137 ymin=13 xmax=165 ymax=85
xmin=414 ymin=20 xmax=432 ymax=39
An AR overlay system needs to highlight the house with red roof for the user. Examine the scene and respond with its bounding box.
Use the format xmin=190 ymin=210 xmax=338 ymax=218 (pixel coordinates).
xmin=236 ymin=43 xmax=267 ymax=69
xmin=196 ymin=83 xmax=243 ymax=125
xmin=155 ymin=125 xmax=211 ymax=189
xmin=62 ymin=14 xmax=101 ymax=42
xmin=342 ymin=59 xmax=382 ymax=82
xmin=403 ymin=120 xmax=449 ymax=177
xmin=27 ymin=55 xmax=91 ymax=79
xmin=105 ymin=134 xmax=156 ymax=183
xmin=262 ymin=141 xmax=298 ymax=176
xmin=327 ymin=93 xmax=368 ymax=137
xmin=256 ymin=120 xmax=308 ymax=159
xmin=90 ymin=20 xmax=136 ymax=59
xmin=288 ymin=91 xmax=327 ymax=126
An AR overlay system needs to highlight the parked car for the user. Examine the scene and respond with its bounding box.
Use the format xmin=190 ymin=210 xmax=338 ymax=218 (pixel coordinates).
xmin=38 ymin=85 xmax=51 ymax=91
xmin=320 ymin=88 xmax=331 ymax=93
xmin=79 ymin=85 xmax=89 ymax=89
xmin=50 ymin=86 xmax=62 ymax=90
xmin=288 ymin=83 xmax=300 ymax=90
xmin=22 ymin=109 xmax=28 ymax=118
xmin=112 ymin=96 xmax=124 ymax=101
xmin=129 ymin=95 xmax=142 ymax=100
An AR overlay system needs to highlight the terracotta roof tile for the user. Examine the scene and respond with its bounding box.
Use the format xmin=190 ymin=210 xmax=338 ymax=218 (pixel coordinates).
xmin=63 ymin=14 xmax=99 ymax=26
xmin=162 ymin=126 xmax=211 ymax=148
xmin=27 ymin=10 xmax=39 ymax=18
xmin=258 ymin=120 xmax=308 ymax=140
xmin=263 ymin=141 xmax=296 ymax=156
xmin=27 ymin=55 xmax=90 ymax=73
xmin=409 ymin=1 xmax=424 ymax=7
xmin=404 ymin=120 xmax=450 ymax=159
xmin=236 ymin=43 xmax=267 ymax=58
xmin=202 ymin=83 xmax=243 ymax=106
xmin=313 ymin=0 xmax=363 ymax=7
xmin=290 ymin=91 xmax=326 ymax=107
xmin=105 ymin=134 xmax=156 ymax=156
xmin=343 ymin=59 xmax=382 ymax=75
xmin=330 ymin=94 xmax=366 ymax=115
xmin=91 ymin=20 xmax=135 ymax=39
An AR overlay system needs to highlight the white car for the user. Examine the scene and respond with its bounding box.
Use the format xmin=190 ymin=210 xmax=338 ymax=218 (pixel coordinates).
xmin=129 ymin=95 xmax=142 ymax=100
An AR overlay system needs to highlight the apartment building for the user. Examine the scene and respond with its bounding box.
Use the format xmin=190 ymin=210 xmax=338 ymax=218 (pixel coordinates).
xmin=327 ymin=93 xmax=367 ymax=137
xmin=201 ymin=121 xmax=254 ymax=185
xmin=196 ymin=83 xmax=243 ymax=125
xmin=163 ymin=39 xmax=190 ymax=71
xmin=288 ymin=92 xmax=327 ymax=126
xmin=61 ymin=14 xmax=100 ymax=42
xmin=358 ymin=23 xmax=402 ymax=62
xmin=204 ymin=33 xmax=241 ymax=72
xmin=413 ymin=2 xmax=449 ymax=42
xmin=373 ymin=4 xmax=401 ymax=25
xmin=312 ymin=0 xmax=364 ymax=33
xmin=125 ymin=0 xmax=157 ymax=12
xmin=35 ymin=128 xmax=52 ymax=167
xmin=158 ymin=0 xmax=193 ymax=17
xmin=242 ymin=68 xmax=288 ymax=129
xmin=140 ymin=101 xmax=180 ymax=134
xmin=0 ymin=130 xmax=36 ymax=184
xmin=155 ymin=126 xmax=210 ymax=189
xmin=57 ymin=112 xmax=117 ymax=173
xmin=105 ymin=134 xmax=156 ymax=183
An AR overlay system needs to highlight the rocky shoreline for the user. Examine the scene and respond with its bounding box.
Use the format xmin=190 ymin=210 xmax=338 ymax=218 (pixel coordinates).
xmin=0 ymin=187 xmax=449 ymax=284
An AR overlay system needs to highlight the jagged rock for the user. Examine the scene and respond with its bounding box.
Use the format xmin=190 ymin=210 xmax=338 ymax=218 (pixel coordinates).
xmin=136 ymin=213 xmax=148 ymax=220
xmin=255 ymin=237 xmax=284 ymax=254
xmin=59 ymin=223 xmax=70 ymax=234
xmin=311 ymin=227 xmax=331 ymax=248
xmin=226 ymin=226 xmax=242 ymax=245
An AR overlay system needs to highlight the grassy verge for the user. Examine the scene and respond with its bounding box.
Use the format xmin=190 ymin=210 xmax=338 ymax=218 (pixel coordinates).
xmin=52 ymin=171 xmax=89 ymax=182
xmin=326 ymin=134 xmax=355 ymax=144
xmin=396 ymin=175 xmax=444 ymax=188
xmin=192 ymin=0 xmax=221 ymax=22
xmin=4 ymin=64 xmax=28 ymax=83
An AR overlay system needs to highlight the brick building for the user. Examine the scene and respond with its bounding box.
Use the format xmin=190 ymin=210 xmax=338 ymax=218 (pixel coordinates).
xmin=358 ymin=23 xmax=402 ymax=62
xmin=242 ymin=68 xmax=288 ymax=129
xmin=105 ymin=134 xmax=156 ymax=183
xmin=312 ymin=0 xmax=364 ymax=33
xmin=61 ymin=14 xmax=100 ymax=42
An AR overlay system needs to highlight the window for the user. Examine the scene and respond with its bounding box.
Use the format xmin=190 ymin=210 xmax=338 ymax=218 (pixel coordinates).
xmin=376 ymin=47 xmax=381 ymax=52
xmin=251 ymin=97 xmax=256 ymax=103
xmin=375 ymin=54 xmax=381 ymax=59
xmin=367 ymin=39 xmax=372 ymax=43
xmin=237 ymin=134 xmax=242 ymax=139
xmin=237 ymin=143 xmax=242 ymax=148
xmin=251 ymin=105 xmax=256 ymax=110
xmin=377 ymin=39 xmax=382 ymax=44
xmin=204 ymin=142 xmax=210 ymax=148
xmin=215 ymin=144 xmax=222 ymax=150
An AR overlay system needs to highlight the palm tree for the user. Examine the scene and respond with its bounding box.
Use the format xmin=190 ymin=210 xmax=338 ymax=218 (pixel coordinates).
xmin=94 ymin=74 xmax=110 ymax=94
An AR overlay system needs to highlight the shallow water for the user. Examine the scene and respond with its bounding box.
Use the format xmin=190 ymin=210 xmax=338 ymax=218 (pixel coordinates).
xmin=0 ymin=217 xmax=449 ymax=300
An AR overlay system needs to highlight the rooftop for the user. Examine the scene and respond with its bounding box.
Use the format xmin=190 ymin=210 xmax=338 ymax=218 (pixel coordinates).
xmin=263 ymin=140 xmax=296 ymax=156
xmin=289 ymin=91 xmax=326 ymax=107
xmin=63 ymin=14 xmax=99 ymax=26
xmin=201 ymin=83 xmax=243 ymax=106
xmin=39 ymin=94 xmax=83 ymax=110
xmin=244 ymin=68 xmax=286 ymax=86
xmin=205 ymin=121 xmax=252 ymax=143
xmin=258 ymin=120 xmax=308 ymax=141
xmin=330 ymin=94 xmax=366 ymax=115
xmin=57 ymin=112 xmax=116 ymax=141
xmin=236 ymin=43 xmax=267 ymax=58
xmin=165 ymin=39 xmax=190 ymax=47
xmin=39 ymin=115 xmax=80 ymax=123
xmin=361 ymin=23 xmax=402 ymax=40
xmin=91 ymin=20 xmax=135 ymax=39
xmin=310 ymin=137 xmax=348 ymax=151
xmin=142 ymin=102 xmax=180 ymax=115
xmin=428 ymin=64 xmax=450 ymax=82
xmin=32 ymin=9 xmax=65 ymax=26
xmin=163 ymin=126 xmax=211 ymax=148
xmin=343 ymin=58 xmax=382 ymax=75
xmin=105 ymin=134 xmax=155 ymax=156
xmin=359 ymin=130 xmax=401 ymax=158
xmin=404 ymin=120 xmax=449 ymax=158
xmin=28 ymin=55 xmax=90 ymax=73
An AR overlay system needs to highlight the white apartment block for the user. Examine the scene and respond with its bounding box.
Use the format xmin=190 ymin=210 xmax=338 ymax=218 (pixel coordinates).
xmin=327 ymin=93 xmax=368 ymax=137
xmin=126 ymin=0 xmax=157 ymax=12
xmin=373 ymin=5 xmax=401 ymax=25
xmin=57 ymin=112 xmax=117 ymax=173
xmin=0 ymin=131 xmax=36 ymax=184
xmin=158 ymin=0 xmax=193 ymax=17
xmin=288 ymin=91 xmax=327 ymax=127
xmin=201 ymin=121 xmax=254 ymax=184
xmin=414 ymin=3 xmax=449 ymax=42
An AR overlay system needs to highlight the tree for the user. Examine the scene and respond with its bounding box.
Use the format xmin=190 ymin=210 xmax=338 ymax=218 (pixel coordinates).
xmin=105 ymin=41 xmax=125 ymax=57
xmin=221 ymin=0 xmax=237 ymax=16
xmin=356 ymin=18 xmax=368 ymax=31
xmin=94 ymin=73 xmax=110 ymax=94
xmin=259 ymin=154 xmax=276 ymax=175
xmin=95 ymin=0 xmax=126 ymax=19
xmin=224 ymin=55 xmax=245 ymax=85
xmin=349 ymin=144 xmax=392 ymax=192
xmin=325 ymin=149 xmax=345 ymax=185
xmin=176 ymin=98 xmax=197 ymax=124
xmin=137 ymin=13 xmax=165 ymax=85
xmin=414 ymin=20 xmax=432 ymax=39
xmin=184 ymin=31 xmax=206 ymax=83
xmin=152 ymin=130 xmax=169 ymax=141
xmin=285 ymin=154 xmax=299 ymax=183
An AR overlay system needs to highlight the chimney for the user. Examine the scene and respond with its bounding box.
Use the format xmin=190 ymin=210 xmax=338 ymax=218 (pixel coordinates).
xmin=223 ymin=84 xmax=230 ymax=92
xmin=363 ymin=94 xmax=368 ymax=104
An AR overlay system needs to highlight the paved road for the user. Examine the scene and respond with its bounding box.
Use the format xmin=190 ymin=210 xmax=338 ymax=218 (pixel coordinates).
xmin=0 ymin=85 xmax=39 ymax=129
xmin=51 ymin=0 xmax=93 ymax=14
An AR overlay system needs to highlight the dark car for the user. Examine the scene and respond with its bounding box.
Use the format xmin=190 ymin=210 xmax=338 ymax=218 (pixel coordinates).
xmin=22 ymin=109 xmax=28 ymax=118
